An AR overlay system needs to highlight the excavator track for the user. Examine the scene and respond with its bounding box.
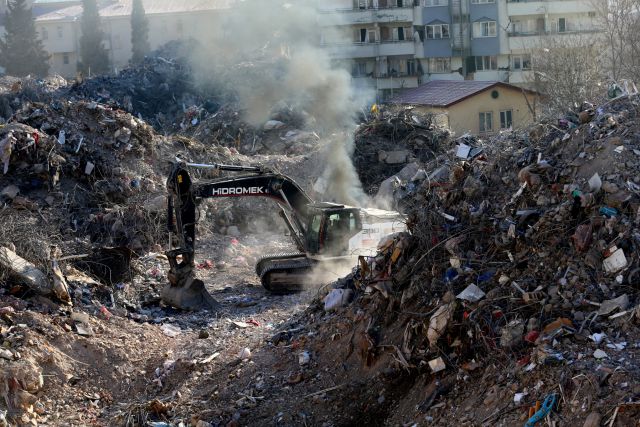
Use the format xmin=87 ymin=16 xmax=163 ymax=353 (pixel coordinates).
xmin=255 ymin=253 xmax=315 ymax=293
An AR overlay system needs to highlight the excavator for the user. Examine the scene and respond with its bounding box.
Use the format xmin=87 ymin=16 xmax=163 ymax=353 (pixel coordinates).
xmin=162 ymin=159 xmax=406 ymax=310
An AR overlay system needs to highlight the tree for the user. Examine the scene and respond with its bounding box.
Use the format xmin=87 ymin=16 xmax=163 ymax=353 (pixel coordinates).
xmin=525 ymin=33 xmax=607 ymax=116
xmin=0 ymin=0 xmax=50 ymax=77
xmin=591 ymin=0 xmax=640 ymax=83
xmin=79 ymin=0 xmax=110 ymax=75
xmin=130 ymin=0 xmax=150 ymax=64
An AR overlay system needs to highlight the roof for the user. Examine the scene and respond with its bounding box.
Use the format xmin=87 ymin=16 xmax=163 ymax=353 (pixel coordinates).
xmin=36 ymin=0 xmax=234 ymax=22
xmin=387 ymin=80 xmax=535 ymax=108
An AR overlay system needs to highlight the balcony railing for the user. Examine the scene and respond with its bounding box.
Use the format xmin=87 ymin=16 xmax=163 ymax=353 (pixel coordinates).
xmin=352 ymin=71 xmax=420 ymax=78
xmin=508 ymin=27 xmax=600 ymax=36
xmin=322 ymin=36 xmax=415 ymax=46
xmin=318 ymin=4 xmax=415 ymax=13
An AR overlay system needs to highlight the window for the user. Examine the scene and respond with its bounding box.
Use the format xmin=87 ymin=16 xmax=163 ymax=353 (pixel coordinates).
xmin=423 ymin=0 xmax=448 ymax=5
xmin=479 ymin=112 xmax=493 ymax=133
xmin=357 ymin=28 xmax=377 ymax=43
xmin=557 ymin=17 xmax=566 ymax=33
xmin=427 ymin=57 xmax=450 ymax=73
xmin=500 ymin=110 xmax=513 ymax=129
xmin=41 ymin=27 xmax=48 ymax=40
xmin=368 ymin=29 xmax=376 ymax=42
xmin=512 ymin=54 xmax=531 ymax=70
xmin=426 ymin=23 xmax=450 ymax=39
xmin=57 ymin=26 xmax=63 ymax=38
xmin=353 ymin=62 xmax=368 ymax=77
xmin=474 ymin=55 xmax=497 ymax=71
xmin=474 ymin=20 xmax=497 ymax=37
xmin=407 ymin=59 xmax=416 ymax=76
xmin=63 ymin=53 xmax=69 ymax=65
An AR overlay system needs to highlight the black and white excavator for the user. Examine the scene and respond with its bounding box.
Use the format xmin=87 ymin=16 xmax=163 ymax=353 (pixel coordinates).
xmin=162 ymin=160 xmax=406 ymax=310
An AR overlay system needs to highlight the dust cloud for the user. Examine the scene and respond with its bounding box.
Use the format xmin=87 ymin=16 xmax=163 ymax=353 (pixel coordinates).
xmin=188 ymin=0 xmax=374 ymax=206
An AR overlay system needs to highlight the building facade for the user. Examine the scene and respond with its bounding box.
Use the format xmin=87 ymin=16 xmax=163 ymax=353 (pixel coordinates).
xmin=34 ymin=0 xmax=232 ymax=77
xmin=319 ymin=0 xmax=599 ymax=100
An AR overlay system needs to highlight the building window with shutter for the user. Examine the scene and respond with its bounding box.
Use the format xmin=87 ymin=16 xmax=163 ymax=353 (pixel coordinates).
xmin=500 ymin=110 xmax=513 ymax=129
xmin=479 ymin=112 xmax=493 ymax=133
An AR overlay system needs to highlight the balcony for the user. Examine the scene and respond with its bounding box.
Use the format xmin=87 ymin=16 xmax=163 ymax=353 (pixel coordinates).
xmin=318 ymin=6 xmax=413 ymax=26
xmin=506 ymin=0 xmax=596 ymax=16
xmin=317 ymin=8 xmax=374 ymax=26
xmin=322 ymin=42 xmax=380 ymax=59
xmin=508 ymin=27 xmax=601 ymax=49
xmin=352 ymin=75 xmax=420 ymax=91
xmin=373 ymin=7 xmax=413 ymax=23
xmin=378 ymin=39 xmax=416 ymax=55
xmin=376 ymin=75 xmax=419 ymax=90
xmin=508 ymin=26 xmax=600 ymax=37
xmin=322 ymin=38 xmax=416 ymax=58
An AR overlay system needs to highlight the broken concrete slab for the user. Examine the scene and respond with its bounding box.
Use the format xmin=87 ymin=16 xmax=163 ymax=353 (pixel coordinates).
xmin=378 ymin=150 xmax=409 ymax=165
xmin=597 ymin=294 xmax=629 ymax=316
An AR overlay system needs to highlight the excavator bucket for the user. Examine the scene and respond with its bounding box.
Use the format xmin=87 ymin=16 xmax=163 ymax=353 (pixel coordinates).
xmin=162 ymin=249 xmax=220 ymax=311
xmin=161 ymin=276 xmax=219 ymax=311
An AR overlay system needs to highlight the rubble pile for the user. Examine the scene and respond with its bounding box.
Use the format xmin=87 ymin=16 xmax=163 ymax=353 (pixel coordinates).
xmin=254 ymin=95 xmax=640 ymax=425
xmin=181 ymin=103 xmax=321 ymax=156
xmin=67 ymin=41 xmax=210 ymax=131
xmin=354 ymin=106 xmax=451 ymax=193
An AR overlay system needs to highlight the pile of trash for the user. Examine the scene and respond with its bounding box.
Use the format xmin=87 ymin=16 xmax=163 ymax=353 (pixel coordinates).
xmin=265 ymin=94 xmax=640 ymax=426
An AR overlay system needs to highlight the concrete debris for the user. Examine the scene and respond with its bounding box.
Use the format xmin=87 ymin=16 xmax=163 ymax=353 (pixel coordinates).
xmin=428 ymin=357 xmax=446 ymax=373
xmin=593 ymin=349 xmax=608 ymax=359
xmin=378 ymin=150 xmax=410 ymax=165
xmin=0 ymin=247 xmax=61 ymax=300
xmin=597 ymin=294 xmax=629 ymax=316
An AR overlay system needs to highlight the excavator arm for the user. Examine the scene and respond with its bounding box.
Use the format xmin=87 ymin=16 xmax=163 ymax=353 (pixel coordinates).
xmin=163 ymin=160 xmax=314 ymax=310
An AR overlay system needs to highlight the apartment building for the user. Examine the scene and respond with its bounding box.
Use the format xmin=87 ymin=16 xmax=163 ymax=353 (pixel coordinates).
xmin=34 ymin=0 xmax=233 ymax=77
xmin=318 ymin=0 xmax=599 ymax=100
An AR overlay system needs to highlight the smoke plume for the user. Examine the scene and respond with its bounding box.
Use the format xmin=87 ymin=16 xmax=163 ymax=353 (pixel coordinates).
xmin=188 ymin=0 xmax=373 ymax=205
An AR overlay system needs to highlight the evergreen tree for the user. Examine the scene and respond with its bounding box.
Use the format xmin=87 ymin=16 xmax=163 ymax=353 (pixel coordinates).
xmin=0 ymin=0 xmax=50 ymax=77
xmin=79 ymin=0 xmax=110 ymax=75
xmin=130 ymin=0 xmax=150 ymax=64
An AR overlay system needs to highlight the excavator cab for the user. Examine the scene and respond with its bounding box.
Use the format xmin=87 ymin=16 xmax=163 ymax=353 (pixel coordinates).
xmin=304 ymin=204 xmax=362 ymax=256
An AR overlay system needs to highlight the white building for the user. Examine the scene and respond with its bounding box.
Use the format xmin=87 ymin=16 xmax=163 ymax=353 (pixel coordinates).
xmin=35 ymin=0 xmax=233 ymax=77
xmin=319 ymin=0 xmax=600 ymax=100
